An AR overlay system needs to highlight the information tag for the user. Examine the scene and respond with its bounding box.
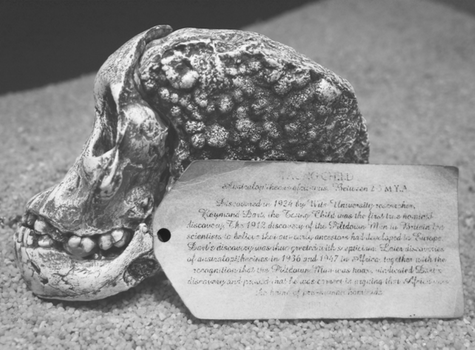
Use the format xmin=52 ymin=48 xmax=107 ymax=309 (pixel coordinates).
xmin=153 ymin=161 xmax=463 ymax=319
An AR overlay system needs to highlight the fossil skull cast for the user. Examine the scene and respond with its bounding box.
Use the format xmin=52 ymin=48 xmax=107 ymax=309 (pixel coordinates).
xmin=14 ymin=26 xmax=173 ymax=300
xmin=14 ymin=25 xmax=369 ymax=301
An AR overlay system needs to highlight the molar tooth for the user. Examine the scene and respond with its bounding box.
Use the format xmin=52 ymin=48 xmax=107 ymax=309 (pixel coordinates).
xmin=111 ymin=229 xmax=131 ymax=248
xmin=98 ymin=233 xmax=113 ymax=250
xmin=38 ymin=235 xmax=54 ymax=248
xmin=67 ymin=235 xmax=82 ymax=248
xmin=64 ymin=236 xmax=96 ymax=258
xmin=111 ymin=229 xmax=124 ymax=243
xmin=80 ymin=237 xmax=96 ymax=254
xmin=34 ymin=219 xmax=52 ymax=234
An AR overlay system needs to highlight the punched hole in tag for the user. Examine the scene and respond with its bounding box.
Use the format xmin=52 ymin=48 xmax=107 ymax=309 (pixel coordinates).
xmin=156 ymin=228 xmax=171 ymax=242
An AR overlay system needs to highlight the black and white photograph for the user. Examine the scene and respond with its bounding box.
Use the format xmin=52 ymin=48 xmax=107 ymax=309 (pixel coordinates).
xmin=0 ymin=0 xmax=474 ymax=349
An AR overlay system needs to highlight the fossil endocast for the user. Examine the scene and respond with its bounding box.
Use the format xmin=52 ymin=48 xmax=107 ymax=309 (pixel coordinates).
xmin=14 ymin=25 xmax=369 ymax=300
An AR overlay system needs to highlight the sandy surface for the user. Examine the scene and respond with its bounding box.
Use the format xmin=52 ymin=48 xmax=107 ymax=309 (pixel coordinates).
xmin=1 ymin=0 xmax=474 ymax=348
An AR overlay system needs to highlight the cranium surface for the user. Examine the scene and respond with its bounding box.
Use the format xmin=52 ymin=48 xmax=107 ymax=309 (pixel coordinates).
xmin=14 ymin=25 xmax=369 ymax=301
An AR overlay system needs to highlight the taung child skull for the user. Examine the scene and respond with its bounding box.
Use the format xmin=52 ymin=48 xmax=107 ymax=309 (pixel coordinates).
xmin=14 ymin=25 xmax=369 ymax=300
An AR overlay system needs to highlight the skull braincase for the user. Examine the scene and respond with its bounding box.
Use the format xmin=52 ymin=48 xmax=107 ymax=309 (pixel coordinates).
xmin=14 ymin=25 xmax=369 ymax=301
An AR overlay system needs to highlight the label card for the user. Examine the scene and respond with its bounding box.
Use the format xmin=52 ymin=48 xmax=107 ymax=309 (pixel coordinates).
xmin=153 ymin=161 xmax=463 ymax=320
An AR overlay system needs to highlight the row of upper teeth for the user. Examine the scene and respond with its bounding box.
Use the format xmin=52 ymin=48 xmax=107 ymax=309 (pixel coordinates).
xmin=17 ymin=213 xmax=133 ymax=258
xmin=63 ymin=227 xmax=132 ymax=258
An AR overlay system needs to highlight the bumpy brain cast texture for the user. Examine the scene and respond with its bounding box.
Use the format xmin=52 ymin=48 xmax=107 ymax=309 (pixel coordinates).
xmin=14 ymin=25 xmax=369 ymax=300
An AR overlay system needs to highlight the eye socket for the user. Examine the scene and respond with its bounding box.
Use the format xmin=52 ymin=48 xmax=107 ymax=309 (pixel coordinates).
xmin=92 ymin=90 xmax=118 ymax=157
